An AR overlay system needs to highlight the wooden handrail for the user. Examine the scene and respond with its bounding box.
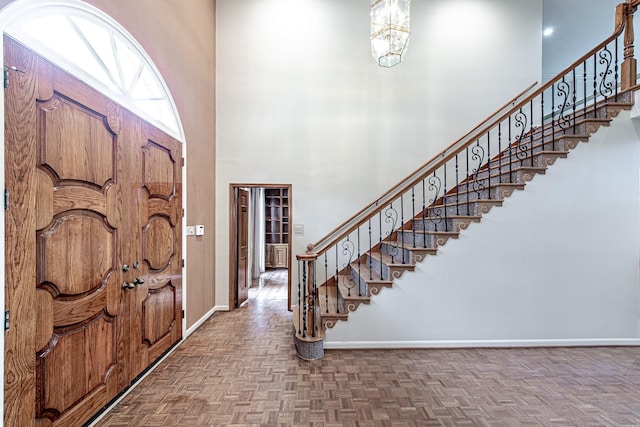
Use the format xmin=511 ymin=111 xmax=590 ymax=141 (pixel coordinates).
xmin=306 ymin=2 xmax=631 ymax=257
xmin=307 ymin=81 xmax=538 ymax=254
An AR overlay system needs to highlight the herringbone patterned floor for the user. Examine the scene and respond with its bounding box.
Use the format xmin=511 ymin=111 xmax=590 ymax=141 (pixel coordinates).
xmin=94 ymin=270 xmax=640 ymax=426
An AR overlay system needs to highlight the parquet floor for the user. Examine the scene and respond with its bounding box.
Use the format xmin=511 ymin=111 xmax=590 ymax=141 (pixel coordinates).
xmin=94 ymin=270 xmax=640 ymax=426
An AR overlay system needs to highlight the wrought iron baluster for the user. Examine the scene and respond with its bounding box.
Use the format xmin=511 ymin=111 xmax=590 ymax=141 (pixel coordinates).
xmin=411 ymin=188 xmax=416 ymax=248
xmin=428 ymin=172 xmax=442 ymax=233
xmin=356 ymin=229 xmax=362 ymax=297
xmin=498 ymin=122 xmax=503 ymax=183
xmin=593 ymin=52 xmax=598 ymax=117
xmin=508 ymin=115 xmax=513 ymax=184
xmin=551 ymin=84 xmax=556 ymax=149
xmin=455 ymin=154 xmax=460 ymax=214
xmin=324 ymin=253 xmax=328 ymax=313
xmin=598 ymin=43 xmax=613 ymax=101
xmin=378 ymin=211 xmax=384 ymax=279
xmin=302 ymin=261 xmax=307 ymax=337
xmin=421 ymin=179 xmax=426 ymax=249
xmin=342 ymin=237 xmax=356 ymax=297
xmin=471 ymin=140 xmax=486 ymax=198
xmin=311 ymin=259 xmax=316 ymax=338
xmin=557 ymin=78 xmax=571 ymax=134
xmin=514 ymin=108 xmax=528 ymax=166
xmin=583 ymin=61 xmax=588 ymax=120
xmin=540 ymin=92 xmax=546 ymax=151
xmin=529 ymin=100 xmax=534 ymax=161
xmin=400 ymin=196 xmax=406 ymax=262
xmin=384 ymin=203 xmax=398 ymax=264
xmin=368 ymin=219 xmax=372 ymax=281
xmin=572 ymin=69 xmax=577 ymax=132
xmin=335 ymin=243 xmax=339 ymax=310
xmin=614 ymin=38 xmax=619 ymax=101
xmin=443 ymin=164 xmax=448 ymax=231
xmin=487 ymin=132 xmax=491 ymax=199
xmin=466 ymin=147 xmax=471 ymax=215
xmin=297 ymin=261 xmax=302 ymax=335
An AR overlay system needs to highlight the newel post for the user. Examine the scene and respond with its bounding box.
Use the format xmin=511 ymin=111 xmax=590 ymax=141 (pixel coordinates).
xmin=296 ymin=244 xmax=319 ymax=338
xmin=621 ymin=0 xmax=639 ymax=90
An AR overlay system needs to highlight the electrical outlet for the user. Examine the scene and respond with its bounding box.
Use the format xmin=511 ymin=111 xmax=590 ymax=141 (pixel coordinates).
xmin=186 ymin=226 xmax=195 ymax=236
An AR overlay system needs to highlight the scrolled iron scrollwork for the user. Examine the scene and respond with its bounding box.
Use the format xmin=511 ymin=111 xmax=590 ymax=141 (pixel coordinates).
xmin=513 ymin=110 xmax=530 ymax=162
xmin=383 ymin=204 xmax=400 ymax=258
xmin=471 ymin=143 xmax=486 ymax=195
xmin=598 ymin=47 xmax=614 ymax=98
xmin=341 ymin=238 xmax=356 ymax=296
xmin=555 ymin=80 xmax=571 ymax=131
xmin=427 ymin=174 xmax=442 ymax=228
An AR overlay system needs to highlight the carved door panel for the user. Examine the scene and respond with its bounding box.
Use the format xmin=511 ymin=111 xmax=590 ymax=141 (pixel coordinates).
xmin=4 ymin=36 xmax=123 ymax=426
xmin=4 ymin=36 xmax=182 ymax=427
xmin=125 ymin=118 xmax=183 ymax=377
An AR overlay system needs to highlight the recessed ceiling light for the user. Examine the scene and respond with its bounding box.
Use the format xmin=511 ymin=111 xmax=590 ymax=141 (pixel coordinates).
xmin=543 ymin=27 xmax=554 ymax=37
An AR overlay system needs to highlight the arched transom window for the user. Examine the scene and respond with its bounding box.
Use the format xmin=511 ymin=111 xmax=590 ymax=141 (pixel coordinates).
xmin=2 ymin=0 xmax=184 ymax=141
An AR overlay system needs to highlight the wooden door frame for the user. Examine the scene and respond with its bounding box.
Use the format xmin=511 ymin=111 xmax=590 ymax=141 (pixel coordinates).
xmin=229 ymin=183 xmax=292 ymax=311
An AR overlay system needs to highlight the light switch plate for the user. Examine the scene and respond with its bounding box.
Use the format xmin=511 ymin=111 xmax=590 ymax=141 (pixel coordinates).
xmin=195 ymin=225 xmax=205 ymax=236
xmin=293 ymin=224 xmax=304 ymax=236
xmin=185 ymin=226 xmax=195 ymax=236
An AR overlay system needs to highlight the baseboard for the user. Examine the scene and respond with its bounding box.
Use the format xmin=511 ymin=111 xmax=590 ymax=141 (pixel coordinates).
xmin=184 ymin=305 xmax=229 ymax=337
xmin=325 ymin=338 xmax=640 ymax=350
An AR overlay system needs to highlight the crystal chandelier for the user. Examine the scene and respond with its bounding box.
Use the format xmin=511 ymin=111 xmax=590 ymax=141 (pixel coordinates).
xmin=370 ymin=0 xmax=411 ymax=68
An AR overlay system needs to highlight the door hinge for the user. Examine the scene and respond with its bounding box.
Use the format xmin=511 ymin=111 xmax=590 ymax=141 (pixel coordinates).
xmin=4 ymin=189 xmax=8 ymax=210
xmin=181 ymin=157 xmax=185 ymax=167
xmin=4 ymin=310 xmax=9 ymax=331
xmin=4 ymin=65 xmax=25 ymax=89
xmin=181 ymin=258 xmax=185 ymax=268
xmin=181 ymin=208 xmax=185 ymax=218
xmin=181 ymin=309 xmax=185 ymax=319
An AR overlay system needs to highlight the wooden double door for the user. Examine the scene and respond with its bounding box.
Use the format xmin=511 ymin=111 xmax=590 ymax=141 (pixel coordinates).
xmin=4 ymin=37 xmax=183 ymax=426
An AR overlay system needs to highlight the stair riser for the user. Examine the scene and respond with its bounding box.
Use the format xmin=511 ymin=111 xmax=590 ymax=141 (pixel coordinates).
xmin=366 ymin=254 xmax=391 ymax=279
xmin=395 ymin=232 xmax=437 ymax=248
xmin=492 ymin=152 xmax=567 ymax=169
xmin=412 ymin=217 xmax=456 ymax=232
xmin=380 ymin=242 xmax=417 ymax=264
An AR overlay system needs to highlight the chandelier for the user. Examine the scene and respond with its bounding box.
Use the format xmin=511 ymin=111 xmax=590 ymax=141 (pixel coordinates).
xmin=370 ymin=0 xmax=411 ymax=68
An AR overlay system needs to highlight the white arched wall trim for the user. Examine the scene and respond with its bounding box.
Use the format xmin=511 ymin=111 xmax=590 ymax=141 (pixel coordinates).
xmin=0 ymin=1 xmax=190 ymax=421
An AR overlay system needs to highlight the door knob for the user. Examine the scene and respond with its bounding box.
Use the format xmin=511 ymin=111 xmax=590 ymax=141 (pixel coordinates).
xmin=122 ymin=264 xmax=130 ymax=272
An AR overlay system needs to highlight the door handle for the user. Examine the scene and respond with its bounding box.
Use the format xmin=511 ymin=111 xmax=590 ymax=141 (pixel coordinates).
xmin=122 ymin=282 xmax=135 ymax=289
xmin=133 ymin=277 xmax=145 ymax=285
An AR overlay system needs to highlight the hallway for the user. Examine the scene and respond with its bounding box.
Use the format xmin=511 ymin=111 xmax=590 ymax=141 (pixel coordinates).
xmin=94 ymin=270 xmax=640 ymax=426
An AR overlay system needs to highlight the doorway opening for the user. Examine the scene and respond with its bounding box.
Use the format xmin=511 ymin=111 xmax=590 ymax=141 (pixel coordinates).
xmin=229 ymin=184 xmax=292 ymax=311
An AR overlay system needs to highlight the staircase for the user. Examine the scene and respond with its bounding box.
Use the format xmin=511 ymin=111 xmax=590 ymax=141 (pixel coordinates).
xmin=320 ymin=96 xmax=631 ymax=329
xmin=294 ymin=2 xmax=639 ymax=360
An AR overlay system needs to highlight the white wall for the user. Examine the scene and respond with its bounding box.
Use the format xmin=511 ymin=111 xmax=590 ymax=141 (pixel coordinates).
xmin=542 ymin=0 xmax=620 ymax=82
xmin=326 ymin=109 xmax=640 ymax=347
xmin=215 ymin=0 xmax=542 ymax=307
